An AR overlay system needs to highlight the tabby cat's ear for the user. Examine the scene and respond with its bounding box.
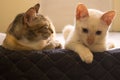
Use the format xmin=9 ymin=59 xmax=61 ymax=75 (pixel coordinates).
xmin=24 ymin=3 xmax=40 ymax=24
xmin=101 ymin=11 xmax=115 ymax=26
xmin=34 ymin=3 xmax=40 ymax=13
xmin=76 ymin=3 xmax=89 ymax=20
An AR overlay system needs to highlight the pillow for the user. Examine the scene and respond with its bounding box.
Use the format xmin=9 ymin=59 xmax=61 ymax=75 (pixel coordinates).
xmin=0 ymin=46 xmax=120 ymax=80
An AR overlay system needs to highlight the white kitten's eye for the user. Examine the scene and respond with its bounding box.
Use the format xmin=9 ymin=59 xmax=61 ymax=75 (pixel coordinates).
xmin=96 ymin=31 xmax=102 ymax=35
xmin=82 ymin=28 xmax=88 ymax=33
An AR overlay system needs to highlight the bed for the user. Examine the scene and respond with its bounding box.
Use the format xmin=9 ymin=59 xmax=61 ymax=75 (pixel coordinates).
xmin=0 ymin=33 xmax=120 ymax=80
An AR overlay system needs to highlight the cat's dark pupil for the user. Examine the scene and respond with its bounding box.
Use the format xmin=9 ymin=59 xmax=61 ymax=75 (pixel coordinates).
xmin=96 ymin=31 xmax=102 ymax=35
xmin=82 ymin=28 xmax=88 ymax=33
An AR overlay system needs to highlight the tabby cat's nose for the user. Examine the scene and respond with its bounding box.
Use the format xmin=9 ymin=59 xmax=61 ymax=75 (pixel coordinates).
xmin=49 ymin=28 xmax=53 ymax=33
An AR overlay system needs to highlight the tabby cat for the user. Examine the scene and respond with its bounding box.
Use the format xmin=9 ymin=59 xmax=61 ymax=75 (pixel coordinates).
xmin=2 ymin=3 xmax=61 ymax=50
xmin=63 ymin=3 xmax=115 ymax=63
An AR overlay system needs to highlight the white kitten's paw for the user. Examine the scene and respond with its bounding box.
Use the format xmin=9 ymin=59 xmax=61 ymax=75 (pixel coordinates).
xmin=79 ymin=51 xmax=93 ymax=64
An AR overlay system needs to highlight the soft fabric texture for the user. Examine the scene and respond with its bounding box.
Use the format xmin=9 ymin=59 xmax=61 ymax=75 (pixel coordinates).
xmin=0 ymin=46 xmax=120 ymax=80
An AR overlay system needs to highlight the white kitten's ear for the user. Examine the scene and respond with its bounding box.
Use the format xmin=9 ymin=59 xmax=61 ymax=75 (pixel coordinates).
xmin=24 ymin=3 xmax=40 ymax=24
xmin=76 ymin=3 xmax=89 ymax=20
xmin=101 ymin=11 xmax=115 ymax=25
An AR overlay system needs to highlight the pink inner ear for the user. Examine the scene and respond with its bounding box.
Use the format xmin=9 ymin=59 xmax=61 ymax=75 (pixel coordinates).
xmin=24 ymin=8 xmax=36 ymax=24
xmin=24 ymin=3 xmax=40 ymax=25
xmin=76 ymin=4 xmax=89 ymax=20
xmin=101 ymin=11 xmax=115 ymax=25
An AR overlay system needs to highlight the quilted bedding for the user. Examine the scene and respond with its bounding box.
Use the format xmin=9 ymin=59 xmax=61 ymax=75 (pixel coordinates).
xmin=0 ymin=46 xmax=120 ymax=80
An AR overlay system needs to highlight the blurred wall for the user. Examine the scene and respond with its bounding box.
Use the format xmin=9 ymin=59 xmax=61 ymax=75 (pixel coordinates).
xmin=0 ymin=0 xmax=120 ymax=33
xmin=112 ymin=0 xmax=120 ymax=31
xmin=41 ymin=0 xmax=120 ymax=32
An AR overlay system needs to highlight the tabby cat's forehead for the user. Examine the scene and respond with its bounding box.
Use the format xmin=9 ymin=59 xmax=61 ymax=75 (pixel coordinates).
xmin=37 ymin=14 xmax=47 ymax=20
xmin=37 ymin=15 xmax=50 ymax=23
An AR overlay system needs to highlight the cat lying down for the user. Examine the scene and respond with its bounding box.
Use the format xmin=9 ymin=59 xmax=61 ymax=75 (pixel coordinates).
xmin=2 ymin=3 xmax=61 ymax=50
xmin=63 ymin=3 xmax=116 ymax=64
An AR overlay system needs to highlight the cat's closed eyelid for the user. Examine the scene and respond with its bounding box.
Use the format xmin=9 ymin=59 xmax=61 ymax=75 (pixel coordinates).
xmin=45 ymin=26 xmax=49 ymax=29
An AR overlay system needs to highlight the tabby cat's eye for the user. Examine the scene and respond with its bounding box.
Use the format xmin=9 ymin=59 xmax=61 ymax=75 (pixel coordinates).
xmin=82 ymin=28 xmax=88 ymax=33
xmin=45 ymin=26 xmax=49 ymax=29
xmin=96 ymin=31 xmax=102 ymax=35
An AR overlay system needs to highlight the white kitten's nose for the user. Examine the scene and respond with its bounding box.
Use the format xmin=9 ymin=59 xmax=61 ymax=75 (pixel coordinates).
xmin=87 ymin=36 xmax=94 ymax=45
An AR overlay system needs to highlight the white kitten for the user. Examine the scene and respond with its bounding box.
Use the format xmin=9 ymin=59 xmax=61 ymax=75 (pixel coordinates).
xmin=63 ymin=3 xmax=115 ymax=63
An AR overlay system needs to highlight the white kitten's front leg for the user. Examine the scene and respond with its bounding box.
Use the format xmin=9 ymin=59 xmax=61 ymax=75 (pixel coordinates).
xmin=65 ymin=42 xmax=93 ymax=64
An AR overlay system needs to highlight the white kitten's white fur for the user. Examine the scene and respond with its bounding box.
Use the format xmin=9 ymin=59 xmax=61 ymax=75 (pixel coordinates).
xmin=63 ymin=3 xmax=115 ymax=63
